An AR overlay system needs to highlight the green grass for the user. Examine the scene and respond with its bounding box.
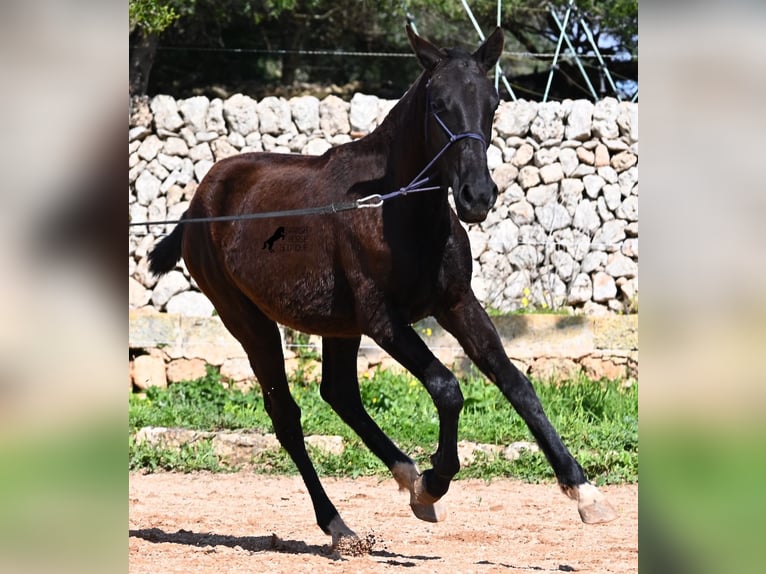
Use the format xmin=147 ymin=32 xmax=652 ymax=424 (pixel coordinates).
xmin=129 ymin=366 xmax=637 ymax=484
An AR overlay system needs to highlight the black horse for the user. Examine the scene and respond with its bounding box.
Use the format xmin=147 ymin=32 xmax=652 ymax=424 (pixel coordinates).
xmin=149 ymin=26 xmax=617 ymax=546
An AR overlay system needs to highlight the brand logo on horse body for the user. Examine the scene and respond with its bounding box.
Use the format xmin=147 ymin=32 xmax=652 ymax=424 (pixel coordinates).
xmin=262 ymin=226 xmax=308 ymax=253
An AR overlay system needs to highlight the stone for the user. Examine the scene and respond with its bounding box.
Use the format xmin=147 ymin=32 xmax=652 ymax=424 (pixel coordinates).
xmin=517 ymin=165 xmax=540 ymax=189
xmin=605 ymin=252 xmax=638 ymax=278
xmin=619 ymin=166 xmax=638 ymax=196
xmin=567 ymin=273 xmax=593 ymax=305
xmin=166 ymin=291 xmax=215 ymax=317
xmin=189 ymin=142 xmax=214 ymax=162
xmin=137 ymin=135 xmax=163 ymax=161
xmin=129 ymin=277 xmax=151 ymax=308
xmin=592 ymin=97 xmax=620 ymax=139
xmin=289 ymin=95 xmax=320 ymax=133
xmin=622 ymin=238 xmax=638 ymax=258
xmin=594 ymin=143 xmax=610 ymax=167
xmin=227 ymin=132 xmax=246 ymax=148
xmin=151 ymin=95 xmax=184 ymax=133
xmin=529 ymin=357 xmax=580 ymax=381
xmin=166 ymin=358 xmax=208 ymax=383
xmin=551 ymin=250 xmax=576 ymax=281
xmin=611 ymin=150 xmax=638 ymax=172
xmin=603 ymin=184 xmax=622 ymax=211
xmin=178 ymin=96 xmax=210 ymax=132
xmin=529 ymin=101 xmax=565 ymax=142
xmin=486 ymin=144 xmax=503 ymax=170
xmin=211 ymin=137 xmax=239 ymax=161
xmin=502 ymin=441 xmax=539 ymax=462
xmin=598 ymin=165 xmax=619 ymax=184
xmin=618 ymin=195 xmax=639 ymax=221
xmin=194 ymin=159 xmax=214 ymax=182
xmin=319 ymin=95 xmax=350 ymax=135
xmin=592 ymin=219 xmax=626 ymax=251
xmin=499 ymin=270 xmax=529 ymax=305
xmin=220 ymin=358 xmax=253 ymax=382
xmin=580 ymin=356 xmax=627 ymax=381
xmin=582 ymin=251 xmax=607 ymax=273
xmin=526 ymin=183 xmax=557 ymax=206
xmin=565 ymin=99 xmax=594 ymax=140
xmin=304 ymin=138 xmax=332 ymax=156
xmin=257 ymin=96 xmax=294 ymax=135
xmin=223 ymin=94 xmax=259 ymax=136
xmin=132 ymin=354 xmax=167 ymax=389
xmin=533 ymin=147 xmax=559 ymax=167
xmin=304 ymin=435 xmax=345 ymax=456
xmin=135 ymin=170 xmax=161 ymax=205
xmin=146 ymin=159 xmax=169 ymax=181
xmin=349 ymin=93 xmax=379 ymax=133
xmin=539 ymin=163 xmax=564 ymax=184
xmin=508 ymin=199 xmax=535 ymax=225
xmin=157 ymin=152 xmax=183 ymax=173
xmin=487 ymin=219 xmax=519 ymax=253
xmin=467 ymin=228 xmax=488 ymax=259
xmin=509 ymin=244 xmax=539 ymax=269
xmin=494 ymin=99 xmax=537 ymax=137
xmin=510 ymin=143 xmax=534 ymax=167
xmin=151 ymin=270 xmax=190 ymax=308
xmin=536 ymin=203 xmax=571 ymax=232
xmin=560 ymin=178 xmax=584 ymax=207
xmin=576 ymin=146 xmax=595 ymax=165
xmin=559 ymin=147 xmax=578 ymax=176
xmin=583 ymin=174 xmax=605 ymax=199
xmin=205 ymin=98 xmax=226 ymax=134
xmin=163 ymin=137 xmax=189 ymax=156
xmin=602 ymin=138 xmax=629 ymax=152
xmin=592 ymin=271 xmax=617 ymax=302
xmin=617 ymin=101 xmax=639 ymax=143
xmin=597 ymin=196 xmax=614 ymax=222
xmin=491 ymin=163 xmax=518 ymax=192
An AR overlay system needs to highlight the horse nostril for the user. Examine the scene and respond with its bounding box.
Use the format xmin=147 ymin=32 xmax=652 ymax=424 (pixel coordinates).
xmin=460 ymin=184 xmax=475 ymax=203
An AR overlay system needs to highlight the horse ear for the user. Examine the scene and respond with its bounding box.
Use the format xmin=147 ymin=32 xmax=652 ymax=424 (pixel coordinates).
xmin=472 ymin=26 xmax=504 ymax=72
xmin=406 ymin=24 xmax=446 ymax=71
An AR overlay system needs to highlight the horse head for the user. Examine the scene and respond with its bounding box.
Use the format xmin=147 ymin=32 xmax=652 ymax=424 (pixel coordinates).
xmin=407 ymin=25 xmax=504 ymax=223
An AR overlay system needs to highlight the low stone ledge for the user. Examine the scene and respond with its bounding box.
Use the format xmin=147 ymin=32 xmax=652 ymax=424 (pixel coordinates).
xmin=129 ymin=312 xmax=638 ymax=386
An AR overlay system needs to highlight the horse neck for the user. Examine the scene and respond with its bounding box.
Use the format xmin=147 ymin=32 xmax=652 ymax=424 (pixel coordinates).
xmin=368 ymin=73 xmax=433 ymax=189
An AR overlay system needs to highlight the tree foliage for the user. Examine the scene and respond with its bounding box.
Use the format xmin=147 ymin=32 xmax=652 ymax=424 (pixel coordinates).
xmin=130 ymin=0 xmax=637 ymax=101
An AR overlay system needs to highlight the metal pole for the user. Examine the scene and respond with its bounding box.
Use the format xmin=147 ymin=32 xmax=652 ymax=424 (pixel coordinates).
xmin=495 ymin=0 xmax=502 ymax=93
xmin=579 ymin=15 xmax=621 ymax=100
xmin=459 ymin=0 xmax=516 ymax=100
xmin=543 ymin=1 xmax=574 ymax=102
xmin=548 ymin=2 xmax=599 ymax=101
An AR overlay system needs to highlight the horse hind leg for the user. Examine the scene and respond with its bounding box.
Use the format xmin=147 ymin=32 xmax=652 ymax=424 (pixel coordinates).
xmin=200 ymin=287 xmax=357 ymax=545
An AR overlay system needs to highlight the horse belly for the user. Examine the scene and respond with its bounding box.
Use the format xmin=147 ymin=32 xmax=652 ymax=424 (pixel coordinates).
xmin=226 ymin=238 xmax=361 ymax=337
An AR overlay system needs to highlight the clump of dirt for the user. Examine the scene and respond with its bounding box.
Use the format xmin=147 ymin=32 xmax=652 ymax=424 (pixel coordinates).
xmin=333 ymin=532 xmax=379 ymax=557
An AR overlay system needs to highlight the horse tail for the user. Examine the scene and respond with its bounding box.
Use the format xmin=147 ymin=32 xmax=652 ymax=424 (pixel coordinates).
xmin=148 ymin=213 xmax=186 ymax=276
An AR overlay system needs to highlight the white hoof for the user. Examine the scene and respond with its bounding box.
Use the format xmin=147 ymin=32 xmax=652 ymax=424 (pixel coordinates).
xmin=562 ymin=483 xmax=619 ymax=524
xmin=392 ymin=462 xmax=448 ymax=523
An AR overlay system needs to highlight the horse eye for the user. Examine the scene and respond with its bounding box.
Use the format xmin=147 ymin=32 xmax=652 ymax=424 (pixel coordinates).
xmin=430 ymin=99 xmax=447 ymax=113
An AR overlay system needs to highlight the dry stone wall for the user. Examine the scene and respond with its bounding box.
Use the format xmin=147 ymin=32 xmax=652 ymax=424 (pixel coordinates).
xmin=129 ymin=93 xmax=638 ymax=317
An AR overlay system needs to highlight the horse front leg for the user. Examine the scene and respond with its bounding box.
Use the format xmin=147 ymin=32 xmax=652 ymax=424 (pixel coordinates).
xmin=435 ymin=295 xmax=619 ymax=524
xmin=366 ymin=320 xmax=464 ymax=523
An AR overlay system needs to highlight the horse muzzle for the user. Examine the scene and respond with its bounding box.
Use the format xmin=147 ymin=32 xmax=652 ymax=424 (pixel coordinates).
xmin=452 ymin=179 xmax=498 ymax=223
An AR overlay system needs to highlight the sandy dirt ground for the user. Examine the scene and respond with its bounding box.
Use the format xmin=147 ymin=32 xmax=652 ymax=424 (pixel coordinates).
xmin=129 ymin=472 xmax=638 ymax=573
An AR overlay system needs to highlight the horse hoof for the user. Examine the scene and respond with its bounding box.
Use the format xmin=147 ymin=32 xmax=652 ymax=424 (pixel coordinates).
xmin=410 ymin=474 xmax=447 ymax=522
xmin=328 ymin=515 xmax=358 ymax=548
xmin=578 ymin=498 xmax=619 ymax=524
xmin=410 ymin=500 xmax=447 ymax=522
xmin=568 ymin=483 xmax=619 ymax=524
